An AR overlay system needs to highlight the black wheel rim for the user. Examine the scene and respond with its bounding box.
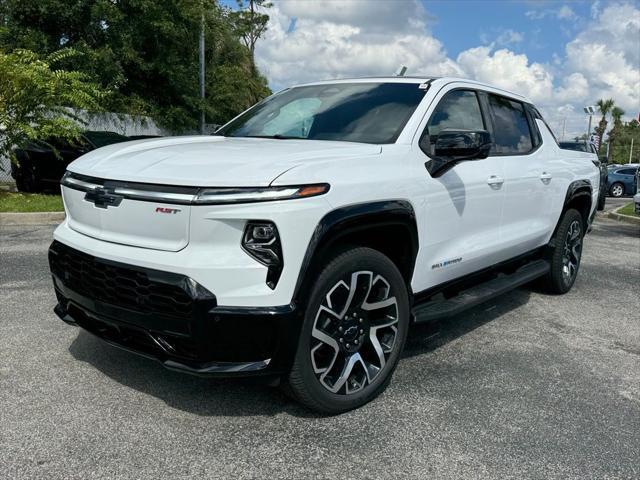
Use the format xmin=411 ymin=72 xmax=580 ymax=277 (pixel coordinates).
xmin=562 ymin=220 xmax=582 ymax=286
xmin=310 ymin=271 xmax=399 ymax=395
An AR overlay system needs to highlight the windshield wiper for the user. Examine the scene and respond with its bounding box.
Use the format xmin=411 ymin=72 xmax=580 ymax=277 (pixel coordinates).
xmin=238 ymin=134 xmax=306 ymax=140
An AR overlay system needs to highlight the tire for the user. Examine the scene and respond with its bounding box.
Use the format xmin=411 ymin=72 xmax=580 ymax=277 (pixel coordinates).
xmin=287 ymin=247 xmax=410 ymax=414
xmin=597 ymin=190 xmax=606 ymax=211
xmin=609 ymin=182 xmax=624 ymax=198
xmin=542 ymin=209 xmax=584 ymax=294
xmin=14 ymin=166 xmax=40 ymax=193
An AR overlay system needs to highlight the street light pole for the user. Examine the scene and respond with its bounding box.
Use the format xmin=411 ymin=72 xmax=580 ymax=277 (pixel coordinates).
xmin=583 ymin=105 xmax=596 ymax=146
xmin=199 ymin=11 xmax=205 ymax=135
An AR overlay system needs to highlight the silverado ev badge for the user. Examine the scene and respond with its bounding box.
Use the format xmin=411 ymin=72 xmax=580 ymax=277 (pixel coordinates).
xmin=84 ymin=187 xmax=123 ymax=209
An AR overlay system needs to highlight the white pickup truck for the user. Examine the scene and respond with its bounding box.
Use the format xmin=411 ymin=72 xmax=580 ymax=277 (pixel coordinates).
xmin=49 ymin=77 xmax=600 ymax=413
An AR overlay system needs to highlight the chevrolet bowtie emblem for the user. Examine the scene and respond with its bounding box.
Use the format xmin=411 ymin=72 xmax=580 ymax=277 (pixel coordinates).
xmin=84 ymin=187 xmax=124 ymax=209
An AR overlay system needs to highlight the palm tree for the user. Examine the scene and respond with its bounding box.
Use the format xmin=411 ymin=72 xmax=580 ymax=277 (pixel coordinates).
xmin=595 ymin=98 xmax=615 ymax=141
xmin=607 ymin=106 xmax=625 ymax=161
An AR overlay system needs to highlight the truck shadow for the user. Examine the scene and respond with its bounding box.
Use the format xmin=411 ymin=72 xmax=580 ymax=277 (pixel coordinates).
xmin=68 ymin=288 xmax=532 ymax=418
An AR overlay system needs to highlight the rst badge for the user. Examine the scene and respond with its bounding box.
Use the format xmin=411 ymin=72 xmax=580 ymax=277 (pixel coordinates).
xmin=155 ymin=207 xmax=181 ymax=214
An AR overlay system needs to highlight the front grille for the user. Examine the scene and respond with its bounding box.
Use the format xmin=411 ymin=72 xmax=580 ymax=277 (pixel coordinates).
xmin=49 ymin=241 xmax=193 ymax=319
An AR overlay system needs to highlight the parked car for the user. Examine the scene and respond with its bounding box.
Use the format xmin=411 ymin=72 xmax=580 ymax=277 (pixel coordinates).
xmin=11 ymin=131 xmax=129 ymax=192
xmin=127 ymin=135 xmax=162 ymax=140
xmin=49 ymin=77 xmax=600 ymax=413
xmin=606 ymin=164 xmax=639 ymax=197
xmin=635 ymin=168 xmax=640 ymax=214
xmin=559 ymin=141 xmax=606 ymax=210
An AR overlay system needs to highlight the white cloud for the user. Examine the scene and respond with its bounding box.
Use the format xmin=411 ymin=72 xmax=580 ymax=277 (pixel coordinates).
xmin=558 ymin=5 xmax=577 ymax=20
xmin=457 ymin=47 xmax=553 ymax=103
xmin=254 ymin=1 xmax=640 ymax=139
xmin=525 ymin=4 xmax=577 ymax=20
xmin=563 ymin=2 xmax=640 ymax=114
xmin=255 ymin=0 xmax=462 ymax=89
xmin=490 ymin=29 xmax=525 ymax=47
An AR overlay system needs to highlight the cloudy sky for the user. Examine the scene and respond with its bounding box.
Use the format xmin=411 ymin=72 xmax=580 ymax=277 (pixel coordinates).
xmin=226 ymin=0 xmax=640 ymax=139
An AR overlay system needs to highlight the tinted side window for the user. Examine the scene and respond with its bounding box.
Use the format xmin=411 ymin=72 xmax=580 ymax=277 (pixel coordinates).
xmin=526 ymin=105 xmax=542 ymax=149
xmin=618 ymin=168 xmax=635 ymax=175
xmin=489 ymin=95 xmax=533 ymax=154
xmin=531 ymin=106 xmax=559 ymax=145
xmin=424 ymin=90 xmax=484 ymax=155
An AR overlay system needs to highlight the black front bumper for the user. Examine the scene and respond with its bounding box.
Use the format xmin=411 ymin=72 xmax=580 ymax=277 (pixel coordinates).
xmin=49 ymin=241 xmax=301 ymax=377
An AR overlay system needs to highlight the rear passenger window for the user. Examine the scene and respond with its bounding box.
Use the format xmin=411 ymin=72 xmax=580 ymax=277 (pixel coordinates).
xmin=489 ymin=95 xmax=533 ymax=154
xmin=424 ymin=90 xmax=484 ymax=155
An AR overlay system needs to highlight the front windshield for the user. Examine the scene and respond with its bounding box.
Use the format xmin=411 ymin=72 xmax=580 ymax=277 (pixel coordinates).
xmin=217 ymin=82 xmax=427 ymax=144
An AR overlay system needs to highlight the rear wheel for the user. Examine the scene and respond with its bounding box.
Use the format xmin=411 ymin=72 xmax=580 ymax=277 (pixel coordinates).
xmin=14 ymin=165 xmax=41 ymax=193
xmin=609 ymin=182 xmax=624 ymax=198
xmin=287 ymin=247 xmax=409 ymax=414
xmin=542 ymin=209 xmax=583 ymax=294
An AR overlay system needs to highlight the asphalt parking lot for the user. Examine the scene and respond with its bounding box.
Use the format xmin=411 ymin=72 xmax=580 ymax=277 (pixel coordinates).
xmin=1 ymin=213 xmax=639 ymax=479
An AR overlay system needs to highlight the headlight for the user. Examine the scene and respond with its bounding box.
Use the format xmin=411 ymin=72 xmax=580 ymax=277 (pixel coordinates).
xmin=194 ymin=184 xmax=330 ymax=205
xmin=242 ymin=221 xmax=283 ymax=289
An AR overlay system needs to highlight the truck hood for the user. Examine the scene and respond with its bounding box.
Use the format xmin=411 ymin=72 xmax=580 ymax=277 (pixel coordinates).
xmin=67 ymin=136 xmax=381 ymax=186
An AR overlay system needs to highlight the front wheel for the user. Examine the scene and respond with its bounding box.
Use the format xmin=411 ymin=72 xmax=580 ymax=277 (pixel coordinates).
xmin=287 ymin=247 xmax=409 ymax=414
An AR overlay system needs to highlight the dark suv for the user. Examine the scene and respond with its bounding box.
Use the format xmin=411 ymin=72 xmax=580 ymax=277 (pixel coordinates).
xmin=11 ymin=131 xmax=129 ymax=192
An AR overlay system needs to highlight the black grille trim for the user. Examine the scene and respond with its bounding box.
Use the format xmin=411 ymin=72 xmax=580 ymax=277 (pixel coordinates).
xmin=49 ymin=241 xmax=211 ymax=321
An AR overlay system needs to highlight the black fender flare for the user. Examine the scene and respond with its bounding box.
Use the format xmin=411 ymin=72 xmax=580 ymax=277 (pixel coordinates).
xmin=564 ymin=179 xmax=592 ymax=206
xmin=292 ymin=200 xmax=419 ymax=304
xmin=552 ymin=179 xmax=593 ymax=241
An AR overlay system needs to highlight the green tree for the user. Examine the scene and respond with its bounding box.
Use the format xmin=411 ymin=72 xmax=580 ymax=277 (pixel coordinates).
xmin=0 ymin=0 xmax=270 ymax=132
xmin=608 ymin=118 xmax=640 ymax=164
xmin=229 ymin=0 xmax=271 ymax=73
xmin=0 ymin=48 xmax=105 ymax=169
xmin=594 ymin=98 xmax=614 ymax=142
xmin=606 ymin=106 xmax=625 ymax=159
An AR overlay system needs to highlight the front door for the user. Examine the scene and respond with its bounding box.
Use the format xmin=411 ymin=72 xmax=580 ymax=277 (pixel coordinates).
xmin=412 ymin=87 xmax=507 ymax=292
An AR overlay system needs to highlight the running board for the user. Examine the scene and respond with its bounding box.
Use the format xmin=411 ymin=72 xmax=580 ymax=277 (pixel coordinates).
xmin=412 ymin=259 xmax=550 ymax=324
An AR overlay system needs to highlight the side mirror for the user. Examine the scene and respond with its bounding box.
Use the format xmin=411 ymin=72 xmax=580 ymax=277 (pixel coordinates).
xmin=424 ymin=129 xmax=492 ymax=177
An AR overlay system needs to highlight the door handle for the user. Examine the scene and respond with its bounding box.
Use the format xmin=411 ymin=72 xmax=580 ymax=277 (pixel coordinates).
xmin=540 ymin=172 xmax=552 ymax=184
xmin=487 ymin=175 xmax=504 ymax=189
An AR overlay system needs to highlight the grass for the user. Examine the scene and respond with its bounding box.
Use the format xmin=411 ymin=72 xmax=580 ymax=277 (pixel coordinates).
xmin=618 ymin=202 xmax=639 ymax=217
xmin=0 ymin=192 xmax=64 ymax=212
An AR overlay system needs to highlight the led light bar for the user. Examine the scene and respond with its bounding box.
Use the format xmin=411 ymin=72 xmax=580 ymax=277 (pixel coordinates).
xmin=61 ymin=172 xmax=330 ymax=206
xmin=194 ymin=184 xmax=330 ymax=205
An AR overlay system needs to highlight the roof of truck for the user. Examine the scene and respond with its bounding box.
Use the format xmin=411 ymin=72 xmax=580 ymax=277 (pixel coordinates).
xmin=294 ymin=76 xmax=531 ymax=104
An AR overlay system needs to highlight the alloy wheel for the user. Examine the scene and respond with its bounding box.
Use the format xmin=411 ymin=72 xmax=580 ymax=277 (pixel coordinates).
xmin=561 ymin=220 xmax=582 ymax=286
xmin=310 ymin=271 xmax=399 ymax=395
xmin=611 ymin=184 xmax=624 ymax=197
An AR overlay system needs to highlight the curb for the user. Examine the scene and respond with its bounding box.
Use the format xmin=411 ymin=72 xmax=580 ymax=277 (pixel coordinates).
xmin=607 ymin=205 xmax=640 ymax=226
xmin=0 ymin=211 xmax=65 ymax=226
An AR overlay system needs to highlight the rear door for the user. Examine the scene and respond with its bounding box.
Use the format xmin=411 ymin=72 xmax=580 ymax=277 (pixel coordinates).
xmin=617 ymin=168 xmax=638 ymax=194
xmin=486 ymin=93 xmax=553 ymax=257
